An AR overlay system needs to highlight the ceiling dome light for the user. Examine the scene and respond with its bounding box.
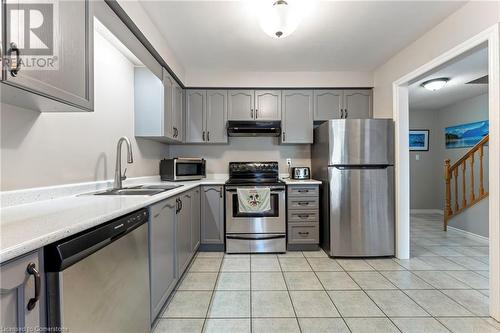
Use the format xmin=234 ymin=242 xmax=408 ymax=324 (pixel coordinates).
xmin=421 ymin=78 xmax=450 ymax=91
xmin=259 ymin=0 xmax=302 ymax=39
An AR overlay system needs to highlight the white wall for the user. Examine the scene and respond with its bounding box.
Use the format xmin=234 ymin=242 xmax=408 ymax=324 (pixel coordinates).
xmin=117 ymin=0 xmax=186 ymax=82
xmin=185 ymin=70 xmax=373 ymax=88
xmin=169 ymin=138 xmax=311 ymax=175
xmin=0 ymin=30 xmax=169 ymax=191
xmin=373 ymin=1 xmax=500 ymax=118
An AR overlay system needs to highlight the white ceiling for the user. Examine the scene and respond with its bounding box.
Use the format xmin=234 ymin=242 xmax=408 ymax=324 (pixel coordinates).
xmin=139 ymin=0 xmax=465 ymax=72
xmin=409 ymin=46 xmax=488 ymax=111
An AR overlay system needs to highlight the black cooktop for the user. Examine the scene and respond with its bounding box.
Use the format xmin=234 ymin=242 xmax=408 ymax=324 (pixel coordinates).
xmin=226 ymin=161 xmax=283 ymax=186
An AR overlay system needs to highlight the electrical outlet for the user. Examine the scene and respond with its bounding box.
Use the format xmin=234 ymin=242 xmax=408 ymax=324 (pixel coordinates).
xmin=416 ymin=154 xmax=420 ymax=161
xmin=286 ymin=158 xmax=292 ymax=167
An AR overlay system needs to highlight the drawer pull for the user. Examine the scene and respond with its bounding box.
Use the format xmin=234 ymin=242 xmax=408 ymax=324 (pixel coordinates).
xmin=26 ymin=262 xmax=40 ymax=311
xmin=297 ymin=189 xmax=309 ymax=193
xmin=297 ymin=214 xmax=310 ymax=219
xmin=297 ymin=202 xmax=310 ymax=206
xmin=298 ymin=231 xmax=310 ymax=236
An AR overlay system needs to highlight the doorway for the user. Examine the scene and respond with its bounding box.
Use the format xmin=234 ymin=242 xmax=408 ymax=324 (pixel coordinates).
xmin=393 ymin=24 xmax=500 ymax=319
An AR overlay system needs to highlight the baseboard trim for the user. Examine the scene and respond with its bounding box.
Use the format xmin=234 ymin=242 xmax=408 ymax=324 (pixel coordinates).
xmin=410 ymin=209 xmax=444 ymax=215
xmin=448 ymin=226 xmax=489 ymax=245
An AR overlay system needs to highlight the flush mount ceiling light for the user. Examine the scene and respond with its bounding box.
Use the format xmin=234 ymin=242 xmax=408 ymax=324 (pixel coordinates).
xmin=259 ymin=0 xmax=302 ymax=39
xmin=421 ymin=78 xmax=450 ymax=91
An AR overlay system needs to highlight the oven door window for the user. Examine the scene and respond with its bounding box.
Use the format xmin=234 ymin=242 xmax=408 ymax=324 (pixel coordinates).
xmin=176 ymin=163 xmax=203 ymax=176
xmin=232 ymin=193 xmax=279 ymax=218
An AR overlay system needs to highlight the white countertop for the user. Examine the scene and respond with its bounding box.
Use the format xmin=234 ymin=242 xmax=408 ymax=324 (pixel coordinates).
xmin=0 ymin=177 xmax=226 ymax=264
xmin=0 ymin=176 xmax=322 ymax=264
xmin=281 ymin=178 xmax=322 ymax=185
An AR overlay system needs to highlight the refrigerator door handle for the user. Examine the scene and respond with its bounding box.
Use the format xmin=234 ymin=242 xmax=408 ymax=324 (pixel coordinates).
xmin=333 ymin=165 xmax=391 ymax=170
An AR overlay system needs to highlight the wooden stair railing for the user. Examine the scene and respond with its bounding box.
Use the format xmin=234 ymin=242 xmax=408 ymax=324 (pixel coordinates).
xmin=444 ymin=134 xmax=489 ymax=231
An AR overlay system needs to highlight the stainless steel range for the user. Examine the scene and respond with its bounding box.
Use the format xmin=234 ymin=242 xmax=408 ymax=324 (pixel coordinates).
xmin=225 ymin=162 xmax=286 ymax=253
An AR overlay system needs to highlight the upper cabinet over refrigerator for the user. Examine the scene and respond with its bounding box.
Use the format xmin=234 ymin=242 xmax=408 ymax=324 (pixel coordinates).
xmin=327 ymin=119 xmax=394 ymax=166
xmin=1 ymin=0 xmax=94 ymax=111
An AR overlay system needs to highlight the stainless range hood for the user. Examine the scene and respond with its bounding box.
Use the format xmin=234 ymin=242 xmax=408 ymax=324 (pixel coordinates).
xmin=227 ymin=121 xmax=281 ymax=137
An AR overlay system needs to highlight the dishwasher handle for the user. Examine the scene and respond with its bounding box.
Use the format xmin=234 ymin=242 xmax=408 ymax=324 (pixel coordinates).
xmin=44 ymin=208 xmax=149 ymax=272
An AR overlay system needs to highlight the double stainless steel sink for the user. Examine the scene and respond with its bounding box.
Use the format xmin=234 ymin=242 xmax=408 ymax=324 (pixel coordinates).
xmin=91 ymin=184 xmax=182 ymax=196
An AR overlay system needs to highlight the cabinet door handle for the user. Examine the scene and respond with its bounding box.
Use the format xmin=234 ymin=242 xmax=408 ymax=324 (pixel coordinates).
xmin=345 ymin=109 xmax=348 ymax=118
xmin=340 ymin=109 xmax=344 ymax=118
xmin=207 ymin=131 xmax=210 ymax=142
xmin=282 ymin=132 xmax=286 ymax=141
xmin=255 ymin=109 xmax=258 ymax=119
xmin=250 ymin=109 xmax=254 ymax=118
xmin=179 ymin=199 xmax=183 ymax=211
xmin=9 ymin=42 xmax=21 ymax=77
xmin=26 ymin=262 xmax=40 ymax=311
xmin=298 ymin=231 xmax=310 ymax=236
xmin=202 ymin=131 xmax=206 ymax=141
xmin=175 ymin=198 xmax=180 ymax=213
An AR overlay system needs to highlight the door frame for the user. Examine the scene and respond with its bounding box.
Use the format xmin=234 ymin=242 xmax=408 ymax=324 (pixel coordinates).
xmin=392 ymin=23 xmax=500 ymax=319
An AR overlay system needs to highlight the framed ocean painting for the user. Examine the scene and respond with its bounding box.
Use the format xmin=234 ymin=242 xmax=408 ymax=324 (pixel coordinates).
xmin=409 ymin=130 xmax=429 ymax=151
xmin=445 ymin=120 xmax=489 ymax=149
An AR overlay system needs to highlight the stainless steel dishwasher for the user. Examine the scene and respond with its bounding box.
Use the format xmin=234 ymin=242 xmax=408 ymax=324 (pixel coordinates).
xmin=45 ymin=208 xmax=150 ymax=333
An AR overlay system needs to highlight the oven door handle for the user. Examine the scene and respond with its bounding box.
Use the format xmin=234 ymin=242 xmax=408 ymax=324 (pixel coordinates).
xmin=226 ymin=235 xmax=285 ymax=241
xmin=225 ymin=188 xmax=285 ymax=192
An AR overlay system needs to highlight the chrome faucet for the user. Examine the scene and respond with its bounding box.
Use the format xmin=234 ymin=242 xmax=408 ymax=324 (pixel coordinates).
xmin=113 ymin=136 xmax=134 ymax=190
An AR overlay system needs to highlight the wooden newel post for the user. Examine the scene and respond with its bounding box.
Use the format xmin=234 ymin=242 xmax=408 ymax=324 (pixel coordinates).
xmin=444 ymin=159 xmax=452 ymax=231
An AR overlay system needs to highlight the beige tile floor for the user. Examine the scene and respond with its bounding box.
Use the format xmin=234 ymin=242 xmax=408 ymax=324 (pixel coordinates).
xmin=154 ymin=213 xmax=499 ymax=332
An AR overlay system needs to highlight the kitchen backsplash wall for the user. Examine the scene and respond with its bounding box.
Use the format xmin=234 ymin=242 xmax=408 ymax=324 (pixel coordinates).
xmin=0 ymin=30 xmax=169 ymax=191
xmin=169 ymin=137 xmax=311 ymax=175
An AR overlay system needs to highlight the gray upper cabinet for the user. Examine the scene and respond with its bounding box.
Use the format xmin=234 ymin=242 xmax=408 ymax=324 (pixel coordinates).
xmin=313 ymin=89 xmax=372 ymax=120
xmin=281 ymin=90 xmax=314 ymax=144
xmin=134 ymin=67 xmax=182 ymax=142
xmin=314 ymin=90 xmax=343 ymax=120
xmin=201 ymin=186 xmax=224 ymax=247
xmin=185 ymin=90 xmax=227 ymax=144
xmin=228 ymin=90 xmax=281 ymax=121
xmin=149 ymin=198 xmax=177 ymax=321
xmin=162 ymin=69 xmax=176 ymax=141
xmin=343 ymin=89 xmax=372 ymax=119
xmin=186 ymin=90 xmax=206 ymax=143
xmin=206 ymin=90 xmax=228 ymax=143
xmin=1 ymin=0 xmax=93 ymax=111
xmin=191 ymin=188 xmax=201 ymax=253
xmin=173 ymin=82 xmax=184 ymax=142
xmin=1 ymin=251 xmax=44 ymax=331
xmin=255 ymin=90 xmax=281 ymax=120
xmin=228 ymin=90 xmax=254 ymax=121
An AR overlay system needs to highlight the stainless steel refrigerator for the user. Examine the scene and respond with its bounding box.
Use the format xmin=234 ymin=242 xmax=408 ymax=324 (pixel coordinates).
xmin=311 ymin=119 xmax=395 ymax=257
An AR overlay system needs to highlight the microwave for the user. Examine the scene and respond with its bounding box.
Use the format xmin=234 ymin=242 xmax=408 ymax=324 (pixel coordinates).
xmin=160 ymin=158 xmax=206 ymax=181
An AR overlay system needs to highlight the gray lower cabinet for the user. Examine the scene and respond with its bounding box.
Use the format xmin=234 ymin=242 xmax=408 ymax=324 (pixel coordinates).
xmin=201 ymin=185 xmax=224 ymax=249
xmin=313 ymin=89 xmax=372 ymax=120
xmin=1 ymin=0 xmax=93 ymax=112
xmin=186 ymin=90 xmax=227 ymax=143
xmin=281 ymin=90 xmax=314 ymax=144
xmin=191 ymin=187 xmax=201 ymax=252
xmin=149 ymin=198 xmax=177 ymax=321
xmin=177 ymin=192 xmax=192 ymax=276
xmin=0 ymin=251 xmax=45 ymax=331
xmin=287 ymin=185 xmax=320 ymax=250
